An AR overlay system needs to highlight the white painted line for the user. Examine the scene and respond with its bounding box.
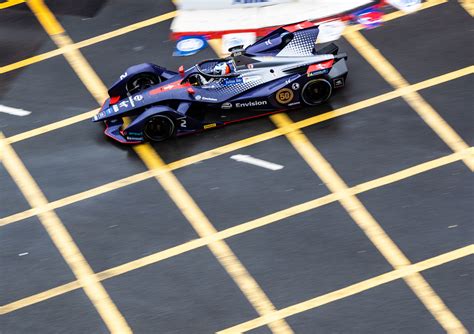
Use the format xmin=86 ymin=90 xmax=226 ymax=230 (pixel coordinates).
xmin=231 ymin=154 xmax=284 ymax=171
xmin=0 ymin=105 xmax=31 ymax=117
xmin=18 ymin=252 xmax=29 ymax=256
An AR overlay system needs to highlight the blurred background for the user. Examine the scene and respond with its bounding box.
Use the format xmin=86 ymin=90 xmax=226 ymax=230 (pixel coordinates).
xmin=1 ymin=0 xmax=473 ymax=333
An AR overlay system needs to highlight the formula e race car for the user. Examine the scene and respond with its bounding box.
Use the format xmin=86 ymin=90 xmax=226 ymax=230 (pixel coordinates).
xmin=93 ymin=21 xmax=348 ymax=143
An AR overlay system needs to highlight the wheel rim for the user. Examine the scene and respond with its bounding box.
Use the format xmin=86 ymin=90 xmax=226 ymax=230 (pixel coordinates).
xmin=127 ymin=74 xmax=159 ymax=94
xmin=143 ymin=116 xmax=174 ymax=142
xmin=301 ymin=79 xmax=332 ymax=106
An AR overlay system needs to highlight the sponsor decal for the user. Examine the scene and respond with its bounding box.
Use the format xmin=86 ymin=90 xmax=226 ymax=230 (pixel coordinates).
xmin=127 ymin=132 xmax=143 ymax=136
xmin=308 ymin=69 xmax=328 ymax=77
xmin=120 ymin=72 xmax=128 ymax=80
xmin=196 ymin=95 xmax=217 ymax=102
xmin=133 ymin=95 xmax=143 ymax=101
xmin=247 ymin=64 xmax=254 ymax=69
xmin=276 ymin=88 xmax=294 ymax=104
xmin=233 ymin=0 xmax=269 ymax=5
xmin=177 ymin=0 xmax=291 ymax=10
xmin=288 ymin=101 xmax=300 ymax=107
xmin=355 ymin=8 xmax=383 ymax=29
xmin=126 ymin=136 xmax=143 ymax=141
xmin=223 ymin=77 xmax=244 ymax=86
xmin=112 ymin=105 xmax=119 ymax=112
xmin=118 ymin=101 xmax=129 ymax=108
xmin=204 ymin=123 xmax=217 ymax=129
xmin=243 ymin=75 xmax=261 ymax=84
xmin=221 ymin=102 xmax=233 ymax=109
xmin=283 ymin=20 xmax=315 ymax=32
xmin=333 ymin=78 xmax=345 ymax=88
xmin=387 ymin=0 xmax=421 ymax=13
xmin=235 ymin=100 xmax=268 ymax=108
xmin=174 ymin=36 xmax=208 ymax=57
xmin=307 ymin=60 xmax=334 ymax=77
xmin=291 ymin=82 xmax=300 ymax=90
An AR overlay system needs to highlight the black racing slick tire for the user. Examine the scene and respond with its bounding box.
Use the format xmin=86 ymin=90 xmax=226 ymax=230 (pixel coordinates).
xmin=126 ymin=73 xmax=160 ymax=94
xmin=301 ymin=79 xmax=333 ymax=106
xmin=143 ymin=115 xmax=175 ymax=142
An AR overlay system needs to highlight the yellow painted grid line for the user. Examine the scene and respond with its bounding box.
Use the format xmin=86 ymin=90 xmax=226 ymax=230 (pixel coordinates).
xmin=0 ymin=0 xmax=445 ymax=75
xmin=27 ymin=0 xmax=63 ymax=35
xmin=218 ymin=245 xmax=474 ymax=333
xmin=5 ymin=108 xmax=99 ymax=144
xmin=270 ymin=113 xmax=467 ymax=333
xmin=0 ymin=132 xmax=132 ymax=334
xmin=134 ymin=145 xmax=294 ymax=334
xmin=1 ymin=0 xmax=451 ymax=144
xmin=27 ymin=1 xmax=292 ymax=332
xmin=0 ymin=0 xmax=466 ymax=324
xmin=51 ymin=34 xmax=109 ymax=103
xmin=0 ymin=10 xmax=177 ymax=74
xmin=2 ymin=147 xmax=471 ymax=315
xmin=458 ymin=0 xmax=474 ymax=16
xmin=344 ymin=30 xmax=474 ymax=171
xmin=0 ymin=0 xmax=25 ymax=10
xmin=2 ymin=66 xmax=472 ymax=227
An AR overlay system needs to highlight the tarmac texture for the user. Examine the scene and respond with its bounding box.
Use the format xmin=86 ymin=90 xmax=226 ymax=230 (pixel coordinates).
xmin=0 ymin=0 xmax=473 ymax=333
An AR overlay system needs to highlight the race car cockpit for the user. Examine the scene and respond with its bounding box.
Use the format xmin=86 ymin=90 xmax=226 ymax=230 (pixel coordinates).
xmin=185 ymin=58 xmax=238 ymax=86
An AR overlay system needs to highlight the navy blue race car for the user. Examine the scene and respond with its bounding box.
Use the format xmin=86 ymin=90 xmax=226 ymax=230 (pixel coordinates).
xmin=93 ymin=21 xmax=348 ymax=143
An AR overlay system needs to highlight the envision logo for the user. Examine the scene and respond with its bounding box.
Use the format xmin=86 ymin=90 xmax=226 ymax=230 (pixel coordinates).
xmin=236 ymin=100 xmax=268 ymax=108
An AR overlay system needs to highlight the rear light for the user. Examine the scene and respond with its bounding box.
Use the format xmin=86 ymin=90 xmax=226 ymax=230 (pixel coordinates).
xmin=109 ymin=96 xmax=120 ymax=105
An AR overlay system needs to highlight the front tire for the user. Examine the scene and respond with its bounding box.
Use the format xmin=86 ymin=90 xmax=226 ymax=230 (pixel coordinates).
xmin=143 ymin=115 xmax=175 ymax=142
xmin=301 ymin=79 xmax=333 ymax=106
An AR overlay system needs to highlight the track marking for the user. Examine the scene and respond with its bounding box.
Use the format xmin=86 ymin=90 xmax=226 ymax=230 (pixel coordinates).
xmin=0 ymin=132 xmax=132 ymax=333
xmin=381 ymin=0 xmax=448 ymax=21
xmin=4 ymin=64 xmax=471 ymax=146
xmin=1 ymin=67 xmax=473 ymax=227
xmin=270 ymin=113 xmax=467 ymax=333
xmin=2 ymin=146 xmax=471 ymax=227
xmin=5 ymin=109 xmax=98 ymax=144
xmin=231 ymin=154 xmax=284 ymax=170
xmin=2 ymin=147 xmax=471 ymax=314
xmin=344 ymin=30 xmax=474 ymax=171
xmin=3 ymin=3 xmax=463 ymax=143
xmin=0 ymin=104 xmax=31 ymax=116
xmin=0 ymin=0 xmax=445 ymax=74
xmin=218 ymin=245 xmax=474 ymax=333
xmin=0 ymin=10 xmax=176 ymax=74
xmin=458 ymin=0 xmax=474 ymax=16
xmin=1 ymin=281 xmax=82 ymax=314
xmin=0 ymin=0 xmax=25 ymax=10
xmin=27 ymin=1 xmax=292 ymax=332
xmin=133 ymin=144 xmax=294 ymax=334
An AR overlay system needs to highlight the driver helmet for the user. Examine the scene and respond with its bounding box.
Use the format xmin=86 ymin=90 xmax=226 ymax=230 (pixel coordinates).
xmin=214 ymin=62 xmax=231 ymax=76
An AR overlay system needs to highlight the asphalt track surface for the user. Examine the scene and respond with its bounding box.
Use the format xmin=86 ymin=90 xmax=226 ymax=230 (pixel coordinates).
xmin=0 ymin=0 xmax=473 ymax=333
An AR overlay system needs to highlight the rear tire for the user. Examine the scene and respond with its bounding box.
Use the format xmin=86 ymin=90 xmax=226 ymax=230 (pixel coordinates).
xmin=301 ymin=79 xmax=332 ymax=106
xmin=143 ymin=115 xmax=175 ymax=142
xmin=126 ymin=73 xmax=160 ymax=94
